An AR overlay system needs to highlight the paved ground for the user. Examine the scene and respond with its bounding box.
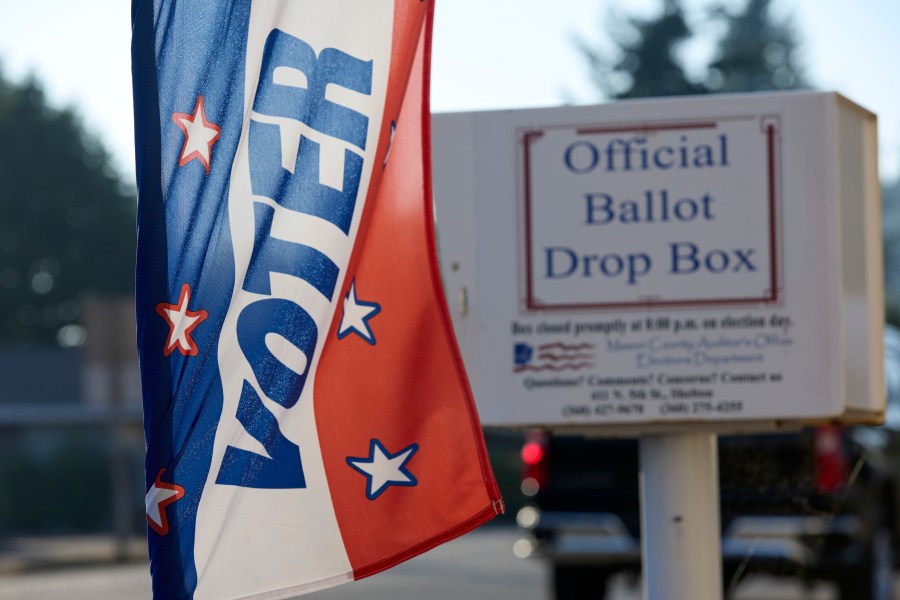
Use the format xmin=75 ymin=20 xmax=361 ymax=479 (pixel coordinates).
xmin=0 ymin=528 xmax=857 ymax=600
xmin=0 ymin=528 xmax=544 ymax=600
xmin=0 ymin=535 xmax=146 ymax=575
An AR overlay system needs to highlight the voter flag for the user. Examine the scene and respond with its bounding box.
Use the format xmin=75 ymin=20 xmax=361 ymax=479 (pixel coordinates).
xmin=132 ymin=1 xmax=502 ymax=597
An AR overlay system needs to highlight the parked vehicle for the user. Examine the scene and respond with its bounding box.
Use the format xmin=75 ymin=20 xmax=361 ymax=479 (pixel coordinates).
xmin=515 ymin=326 xmax=900 ymax=600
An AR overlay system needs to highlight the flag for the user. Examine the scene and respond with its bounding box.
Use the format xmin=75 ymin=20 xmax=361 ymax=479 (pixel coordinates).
xmin=132 ymin=1 xmax=503 ymax=598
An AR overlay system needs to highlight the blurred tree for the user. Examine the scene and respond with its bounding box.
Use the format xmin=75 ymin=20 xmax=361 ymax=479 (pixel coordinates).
xmin=575 ymin=0 xmax=808 ymax=99
xmin=883 ymin=181 xmax=900 ymax=327
xmin=0 ymin=72 xmax=135 ymax=345
xmin=706 ymin=0 xmax=807 ymax=93
xmin=574 ymin=0 xmax=704 ymax=100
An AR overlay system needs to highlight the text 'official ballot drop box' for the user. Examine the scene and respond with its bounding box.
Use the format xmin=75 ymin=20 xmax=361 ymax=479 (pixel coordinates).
xmin=432 ymin=92 xmax=883 ymax=433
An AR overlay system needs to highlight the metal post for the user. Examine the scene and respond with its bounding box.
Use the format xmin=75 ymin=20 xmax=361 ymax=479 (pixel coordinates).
xmin=639 ymin=432 xmax=722 ymax=600
xmin=85 ymin=298 xmax=136 ymax=562
xmin=111 ymin=299 xmax=137 ymax=563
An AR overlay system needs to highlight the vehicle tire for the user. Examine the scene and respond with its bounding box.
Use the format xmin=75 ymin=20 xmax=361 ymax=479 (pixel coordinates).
xmin=552 ymin=564 xmax=609 ymax=600
xmin=837 ymin=528 xmax=895 ymax=600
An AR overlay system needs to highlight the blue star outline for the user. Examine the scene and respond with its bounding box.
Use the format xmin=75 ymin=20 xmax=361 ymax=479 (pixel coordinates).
xmin=346 ymin=438 xmax=420 ymax=500
xmin=337 ymin=279 xmax=381 ymax=345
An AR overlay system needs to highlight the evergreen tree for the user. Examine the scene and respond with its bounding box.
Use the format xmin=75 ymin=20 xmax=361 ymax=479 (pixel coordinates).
xmin=707 ymin=0 xmax=807 ymax=93
xmin=0 ymin=73 xmax=136 ymax=345
xmin=576 ymin=0 xmax=808 ymax=100
xmin=883 ymin=180 xmax=900 ymax=327
xmin=575 ymin=0 xmax=703 ymax=100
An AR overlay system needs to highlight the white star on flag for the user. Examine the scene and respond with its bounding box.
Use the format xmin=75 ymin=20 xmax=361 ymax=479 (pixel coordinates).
xmin=346 ymin=439 xmax=419 ymax=500
xmin=337 ymin=280 xmax=381 ymax=345
xmin=156 ymin=283 xmax=208 ymax=356
xmin=172 ymin=95 xmax=221 ymax=174
xmin=145 ymin=469 xmax=185 ymax=536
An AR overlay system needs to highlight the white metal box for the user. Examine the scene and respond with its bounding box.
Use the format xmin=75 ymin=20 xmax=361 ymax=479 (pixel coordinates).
xmin=432 ymin=92 xmax=883 ymax=432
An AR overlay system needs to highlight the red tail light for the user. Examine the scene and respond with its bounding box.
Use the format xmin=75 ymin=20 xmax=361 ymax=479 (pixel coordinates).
xmin=521 ymin=430 xmax=548 ymax=496
xmin=814 ymin=425 xmax=848 ymax=494
xmin=521 ymin=441 xmax=544 ymax=466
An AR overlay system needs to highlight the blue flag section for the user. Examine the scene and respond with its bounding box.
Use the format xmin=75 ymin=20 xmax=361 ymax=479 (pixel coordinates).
xmin=133 ymin=1 xmax=251 ymax=596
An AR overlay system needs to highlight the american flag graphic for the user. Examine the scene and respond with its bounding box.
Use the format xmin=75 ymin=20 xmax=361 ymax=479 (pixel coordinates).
xmin=514 ymin=341 xmax=596 ymax=373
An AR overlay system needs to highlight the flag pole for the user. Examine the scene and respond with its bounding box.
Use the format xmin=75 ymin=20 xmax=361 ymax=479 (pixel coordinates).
xmin=639 ymin=432 xmax=723 ymax=600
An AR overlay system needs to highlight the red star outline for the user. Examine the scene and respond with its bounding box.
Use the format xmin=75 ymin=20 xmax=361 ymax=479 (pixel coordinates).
xmin=156 ymin=283 xmax=208 ymax=357
xmin=172 ymin=95 xmax=221 ymax=175
xmin=146 ymin=468 xmax=185 ymax=537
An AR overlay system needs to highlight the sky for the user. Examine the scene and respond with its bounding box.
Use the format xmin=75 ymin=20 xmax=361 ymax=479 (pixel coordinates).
xmin=0 ymin=0 xmax=898 ymax=181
